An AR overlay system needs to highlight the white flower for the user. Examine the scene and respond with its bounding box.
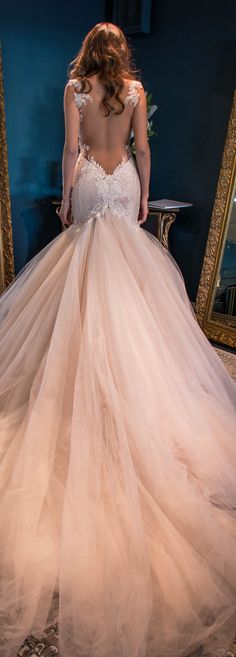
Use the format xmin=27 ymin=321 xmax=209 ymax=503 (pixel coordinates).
xmin=147 ymin=104 xmax=158 ymax=119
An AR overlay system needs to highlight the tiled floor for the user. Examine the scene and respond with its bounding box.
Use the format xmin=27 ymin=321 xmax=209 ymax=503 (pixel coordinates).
xmin=214 ymin=346 xmax=236 ymax=382
xmin=16 ymin=624 xmax=236 ymax=657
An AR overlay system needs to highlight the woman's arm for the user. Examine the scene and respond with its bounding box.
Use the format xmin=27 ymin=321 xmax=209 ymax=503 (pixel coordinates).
xmin=132 ymin=85 xmax=151 ymax=224
xmin=59 ymin=83 xmax=80 ymax=225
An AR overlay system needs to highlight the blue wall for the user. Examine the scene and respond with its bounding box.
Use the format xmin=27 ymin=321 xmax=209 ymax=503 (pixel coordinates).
xmin=1 ymin=0 xmax=106 ymax=270
xmin=1 ymin=0 xmax=236 ymax=298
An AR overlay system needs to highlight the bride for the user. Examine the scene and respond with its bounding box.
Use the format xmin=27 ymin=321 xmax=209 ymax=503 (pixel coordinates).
xmin=0 ymin=21 xmax=236 ymax=657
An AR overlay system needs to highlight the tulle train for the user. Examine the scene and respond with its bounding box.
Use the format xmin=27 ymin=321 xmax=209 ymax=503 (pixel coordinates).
xmin=0 ymin=210 xmax=236 ymax=657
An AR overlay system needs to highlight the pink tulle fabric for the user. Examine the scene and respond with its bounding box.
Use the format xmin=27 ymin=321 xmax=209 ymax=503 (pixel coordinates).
xmin=0 ymin=202 xmax=236 ymax=656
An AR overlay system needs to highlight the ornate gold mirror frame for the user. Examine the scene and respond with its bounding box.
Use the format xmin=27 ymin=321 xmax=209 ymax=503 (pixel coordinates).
xmin=0 ymin=44 xmax=15 ymax=294
xmin=195 ymin=90 xmax=236 ymax=348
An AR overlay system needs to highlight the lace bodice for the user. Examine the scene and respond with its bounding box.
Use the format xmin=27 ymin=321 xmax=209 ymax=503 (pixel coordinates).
xmin=68 ymin=77 xmax=143 ymax=231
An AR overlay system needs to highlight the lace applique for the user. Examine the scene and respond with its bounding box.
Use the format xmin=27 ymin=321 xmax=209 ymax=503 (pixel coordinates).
xmin=79 ymin=137 xmax=90 ymax=153
xmin=71 ymin=154 xmax=142 ymax=241
xmin=124 ymin=81 xmax=142 ymax=109
xmin=67 ymin=78 xmax=93 ymax=120
xmin=78 ymin=141 xmax=132 ymax=170
xmin=84 ymin=154 xmax=130 ymax=177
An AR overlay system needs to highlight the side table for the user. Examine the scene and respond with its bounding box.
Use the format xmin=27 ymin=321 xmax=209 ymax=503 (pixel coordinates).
xmin=148 ymin=200 xmax=193 ymax=250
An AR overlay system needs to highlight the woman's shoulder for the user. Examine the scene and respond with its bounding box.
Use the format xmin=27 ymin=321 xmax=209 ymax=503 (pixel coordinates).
xmin=123 ymin=76 xmax=141 ymax=82
xmin=64 ymin=76 xmax=144 ymax=108
xmin=123 ymin=79 xmax=144 ymax=108
xmin=123 ymin=77 xmax=143 ymax=87
xmin=66 ymin=78 xmax=82 ymax=91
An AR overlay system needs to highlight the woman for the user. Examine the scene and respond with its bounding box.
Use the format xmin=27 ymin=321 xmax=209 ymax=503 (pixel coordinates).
xmin=0 ymin=21 xmax=236 ymax=657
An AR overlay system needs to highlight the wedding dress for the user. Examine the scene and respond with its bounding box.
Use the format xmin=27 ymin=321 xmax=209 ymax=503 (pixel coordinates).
xmin=0 ymin=78 xmax=236 ymax=657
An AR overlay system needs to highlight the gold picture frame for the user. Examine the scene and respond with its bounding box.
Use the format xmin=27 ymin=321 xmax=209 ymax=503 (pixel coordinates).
xmin=0 ymin=44 xmax=15 ymax=293
xmin=195 ymin=89 xmax=236 ymax=348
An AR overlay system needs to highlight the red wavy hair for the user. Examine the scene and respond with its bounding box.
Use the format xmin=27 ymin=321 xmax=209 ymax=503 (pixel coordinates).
xmin=68 ymin=22 xmax=140 ymax=116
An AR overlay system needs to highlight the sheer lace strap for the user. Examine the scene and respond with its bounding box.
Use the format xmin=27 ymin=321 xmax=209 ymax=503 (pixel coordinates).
xmin=67 ymin=79 xmax=93 ymax=118
xmin=67 ymin=78 xmax=83 ymax=92
xmin=125 ymin=80 xmax=143 ymax=109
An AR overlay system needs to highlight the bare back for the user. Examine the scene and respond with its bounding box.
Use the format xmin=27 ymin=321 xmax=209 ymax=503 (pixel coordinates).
xmin=67 ymin=76 xmax=143 ymax=175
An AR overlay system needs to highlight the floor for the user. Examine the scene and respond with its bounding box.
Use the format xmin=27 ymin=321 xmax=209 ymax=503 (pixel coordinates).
xmin=16 ymin=623 xmax=236 ymax=657
xmin=214 ymin=346 xmax=236 ymax=381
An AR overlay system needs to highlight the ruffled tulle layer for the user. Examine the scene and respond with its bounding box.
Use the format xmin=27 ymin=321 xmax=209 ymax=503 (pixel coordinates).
xmin=0 ymin=210 xmax=236 ymax=657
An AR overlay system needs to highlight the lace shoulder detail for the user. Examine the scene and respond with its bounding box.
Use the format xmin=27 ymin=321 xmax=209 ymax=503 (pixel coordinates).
xmin=67 ymin=79 xmax=93 ymax=119
xmin=124 ymin=80 xmax=143 ymax=109
xmin=68 ymin=78 xmax=82 ymax=92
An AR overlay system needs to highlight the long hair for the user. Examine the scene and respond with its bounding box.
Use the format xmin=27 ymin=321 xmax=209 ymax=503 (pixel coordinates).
xmin=68 ymin=22 xmax=140 ymax=116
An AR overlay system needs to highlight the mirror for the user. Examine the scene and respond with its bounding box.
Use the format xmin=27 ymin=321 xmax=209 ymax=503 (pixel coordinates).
xmin=195 ymin=89 xmax=236 ymax=348
xmin=211 ymin=177 xmax=236 ymax=327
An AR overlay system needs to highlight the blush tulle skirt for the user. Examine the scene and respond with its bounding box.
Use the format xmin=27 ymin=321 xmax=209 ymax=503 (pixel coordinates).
xmin=0 ymin=211 xmax=236 ymax=657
